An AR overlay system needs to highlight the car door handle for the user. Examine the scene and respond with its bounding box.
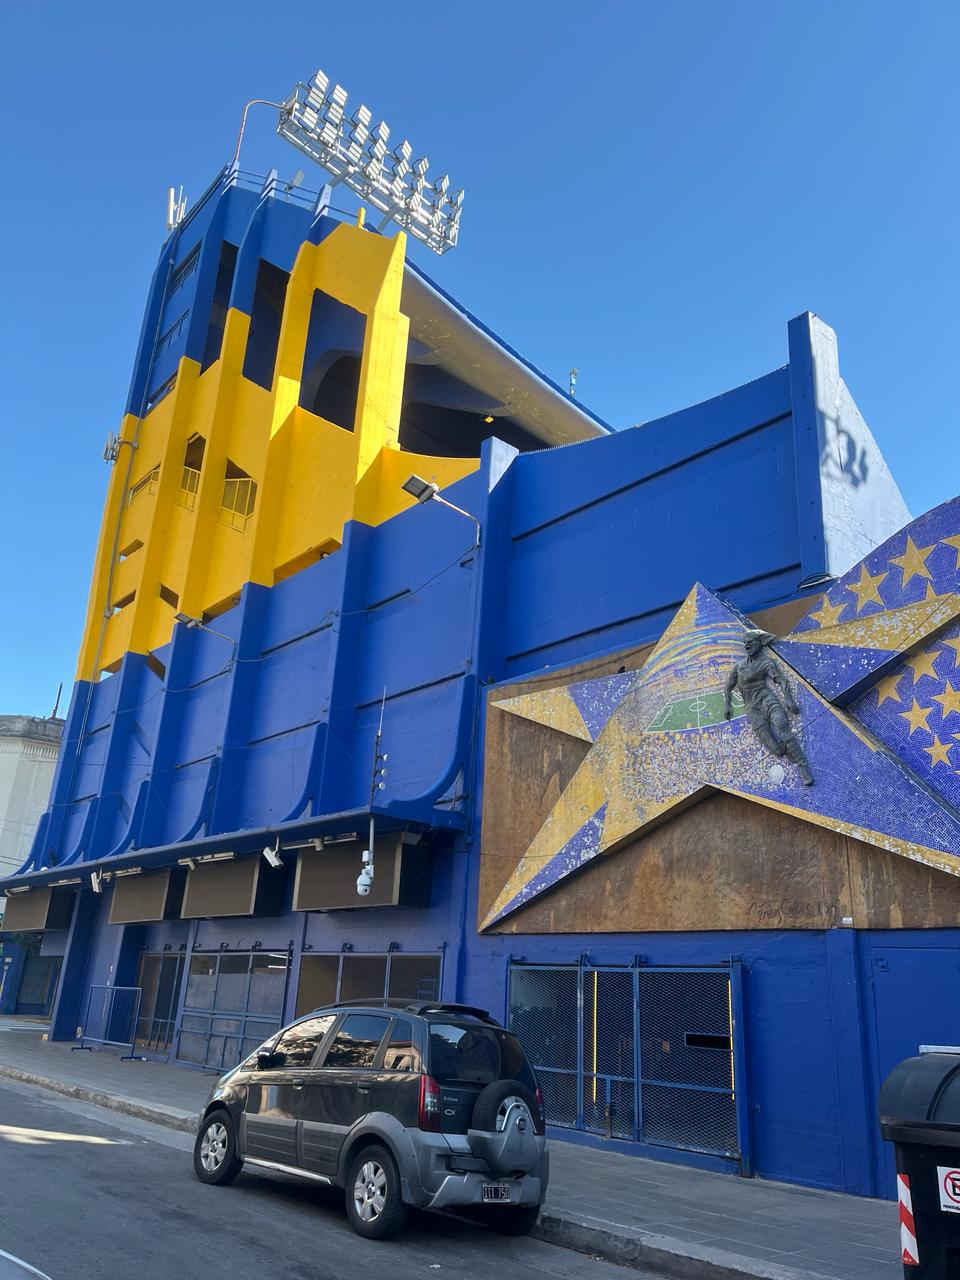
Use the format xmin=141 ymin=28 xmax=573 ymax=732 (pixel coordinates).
xmin=292 ymin=1079 xmax=305 ymax=1089
xmin=356 ymin=1084 xmax=371 ymax=1094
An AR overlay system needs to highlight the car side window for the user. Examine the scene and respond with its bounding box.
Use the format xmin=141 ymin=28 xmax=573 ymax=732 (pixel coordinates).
xmin=271 ymin=1015 xmax=335 ymax=1068
xmin=321 ymin=1014 xmax=390 ymax=1070
xmin=383 ymin=1018 xmax=420 ymax=1073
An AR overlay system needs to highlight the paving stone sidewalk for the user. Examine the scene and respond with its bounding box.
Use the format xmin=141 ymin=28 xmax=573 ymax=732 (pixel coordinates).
xmin=0 ymin=1019 xmax=899 ymax=1280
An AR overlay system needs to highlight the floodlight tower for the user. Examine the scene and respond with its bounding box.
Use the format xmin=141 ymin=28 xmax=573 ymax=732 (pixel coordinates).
xmin=275 ymin=68 xmax=465 ymax=256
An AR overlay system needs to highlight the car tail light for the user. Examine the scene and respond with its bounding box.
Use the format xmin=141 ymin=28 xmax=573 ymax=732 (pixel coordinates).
xmin=419 ymin=1073 xmax=441 ymax=1131
xmin=535 ymin=1084 xmax=545 ymax=1132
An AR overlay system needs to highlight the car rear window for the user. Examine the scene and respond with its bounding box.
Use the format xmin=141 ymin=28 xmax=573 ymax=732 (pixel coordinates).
xmin=428 ymin=1022 xmax=536 ymax=1088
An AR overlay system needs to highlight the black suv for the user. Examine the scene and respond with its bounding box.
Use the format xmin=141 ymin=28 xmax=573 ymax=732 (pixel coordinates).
xmin=192 ymin=1001 xmax=549 ymax=1239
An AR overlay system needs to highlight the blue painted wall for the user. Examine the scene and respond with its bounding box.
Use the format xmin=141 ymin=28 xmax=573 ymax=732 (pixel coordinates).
xmin=3 ymin=169 xmax=925 ymax=1201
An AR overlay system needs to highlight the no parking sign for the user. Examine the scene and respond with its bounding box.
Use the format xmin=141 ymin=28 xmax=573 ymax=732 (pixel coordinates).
xmin=937 ymin=1167 xmax=960 ymax=1213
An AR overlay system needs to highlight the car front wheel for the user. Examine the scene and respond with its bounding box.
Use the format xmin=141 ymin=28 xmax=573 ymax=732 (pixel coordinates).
xmin=193 ymin=1110 xmax=242 ymax=1186
xmin=345 ymin=1144 xmax=408 ymax=1240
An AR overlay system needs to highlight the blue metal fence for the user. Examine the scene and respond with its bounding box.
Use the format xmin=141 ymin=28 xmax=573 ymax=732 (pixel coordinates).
xmin=73 ymin=985 xmax=144 ymax=1060
xmin=508 ymin=961 xmax=743 ymax=1163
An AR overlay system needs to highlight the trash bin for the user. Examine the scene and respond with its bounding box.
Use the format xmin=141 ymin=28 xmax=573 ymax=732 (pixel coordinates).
xmin=880 ymin=1050 xmax=960 ymax=1278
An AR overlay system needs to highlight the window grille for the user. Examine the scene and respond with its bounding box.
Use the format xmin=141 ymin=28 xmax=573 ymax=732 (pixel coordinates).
xmin=168 ymin=243 xmax=200 ymax=296
xmin=179 ymin=465 xmax=200 ymax=510
xmin=219 ymin=475 xmax=257 ymax=530
xmin=128 ymin=466 xmax=159 ymax=505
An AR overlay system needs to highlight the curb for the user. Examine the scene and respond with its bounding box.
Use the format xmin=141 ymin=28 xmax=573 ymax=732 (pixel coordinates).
xmin=0 ymin=1063 xmax=197 ymax=1135
xmin=534 ymin=1214 xmax=815 ymax=1280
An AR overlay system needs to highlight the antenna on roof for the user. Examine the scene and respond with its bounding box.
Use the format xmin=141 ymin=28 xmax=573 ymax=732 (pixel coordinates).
xmin=283 ymin=169 xmax=305 ymax=193
xmin=569 ymin=368 xmax=579 ymax=398
xmin=166 ymin=186 xmax=188 ymax=232
xmin=51 ymin=682 xmax=63 ymax=720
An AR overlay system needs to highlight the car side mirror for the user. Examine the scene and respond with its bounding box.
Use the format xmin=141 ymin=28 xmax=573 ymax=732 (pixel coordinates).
xmin=257 ymin=1050 xmax=278 ymax=1070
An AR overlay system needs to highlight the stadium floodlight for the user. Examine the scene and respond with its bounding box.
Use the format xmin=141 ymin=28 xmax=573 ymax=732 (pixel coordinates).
xmin=276 ymin=67 xmax=465 ymax=254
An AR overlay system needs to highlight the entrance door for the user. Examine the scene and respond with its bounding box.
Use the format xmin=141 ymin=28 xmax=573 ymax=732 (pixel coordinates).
xmin=15 ymin=953 xmax=61 ymax=1017
xmin=871 ymin=944 xmax=960 ymax=1196
xmin=300 ymin=1013 xmax=391 ymax=1175
xmin=241 ymin=1015 xmax=335 ymax=1165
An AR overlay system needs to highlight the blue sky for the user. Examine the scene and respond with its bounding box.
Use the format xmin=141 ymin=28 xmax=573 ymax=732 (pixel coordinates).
xmin=1 ymin=1 xmax=957 ymax=716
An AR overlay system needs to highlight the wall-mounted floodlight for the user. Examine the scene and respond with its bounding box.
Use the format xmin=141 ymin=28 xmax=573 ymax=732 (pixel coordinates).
xmin=402 ymin=474 xmax=480 ymax=547
xmin=276 ymin=68 xmax=465 ymax=255
xmin=90 ymin=870 xmax=103 ymax=894
xmin=174 ymin=612 xmax=237 ymax=651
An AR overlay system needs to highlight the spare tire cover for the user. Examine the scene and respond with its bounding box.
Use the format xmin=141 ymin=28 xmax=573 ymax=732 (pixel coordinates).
xmin=471 ymin=1079 xmax=539 ymax=1133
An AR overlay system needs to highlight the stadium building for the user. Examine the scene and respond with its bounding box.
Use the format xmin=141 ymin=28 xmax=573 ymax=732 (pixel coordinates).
xmin=5 ymin=151 xmax=960 ymax=1201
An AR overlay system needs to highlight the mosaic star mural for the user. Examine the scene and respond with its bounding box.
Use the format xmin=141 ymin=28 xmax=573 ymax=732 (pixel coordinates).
xmin=482 ymin=496 xmax=960 ymax=929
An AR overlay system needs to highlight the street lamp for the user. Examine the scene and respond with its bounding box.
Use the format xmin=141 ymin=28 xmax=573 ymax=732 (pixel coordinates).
xmin=401 ymin=475 xmax=480 ymax=547
xmin=174 ymin=612 xmax=237 ymax=651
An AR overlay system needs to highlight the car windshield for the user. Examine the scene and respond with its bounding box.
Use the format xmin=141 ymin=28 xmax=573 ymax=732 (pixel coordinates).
xmin=427 ymin=1022 xmax=536 ymax=1088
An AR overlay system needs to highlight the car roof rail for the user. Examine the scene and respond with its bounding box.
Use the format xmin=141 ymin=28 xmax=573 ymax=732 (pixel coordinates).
xmin=324 ymin=998 xmax=415 ymax=1010
xmin=406 ymin=1002 xmax=497 ymax=1023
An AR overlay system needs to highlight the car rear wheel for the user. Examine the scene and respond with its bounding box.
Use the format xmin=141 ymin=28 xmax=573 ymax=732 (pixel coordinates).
xmin=193 ymin=1110 xmax=242 ymax=1186
xmin=345 ymin=1144 xmax=408 ymax=1240
xmin=482 ymin=1205 xmax=541 ymax=1236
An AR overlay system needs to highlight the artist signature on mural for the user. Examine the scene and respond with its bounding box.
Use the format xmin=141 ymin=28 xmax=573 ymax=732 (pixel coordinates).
xmin=747 ymin=897 xmax=835 ymax=924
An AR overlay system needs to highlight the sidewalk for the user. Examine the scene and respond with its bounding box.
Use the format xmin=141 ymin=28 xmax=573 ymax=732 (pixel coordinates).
xmin=0 ymin=1020 xmax=899 ymax=1280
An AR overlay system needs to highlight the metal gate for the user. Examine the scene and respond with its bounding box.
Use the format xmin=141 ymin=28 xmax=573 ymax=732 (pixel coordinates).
xmin=508 ymin=961 xmax=746 ymax=1163
xmin=15 ymin=953 xmax=61 ymax=1017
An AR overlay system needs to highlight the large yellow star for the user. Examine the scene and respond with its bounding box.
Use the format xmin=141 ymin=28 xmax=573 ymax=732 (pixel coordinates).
xmin=846 ymin=563 xmax=887 ymax=612
xmin=900 ymin=698 xmax=933 ymax=736
xmin=891 ymin=536 xmax=935 ymax=587
xmin=906 ymin=647 xmax=941 ymax=683
xmin=943 ymin=637 xmax=960 ymax=667
xmin=943 ymin=535 xmax=960 ymax=571
xmin=809 ymin=595 xmax=846 ymax=628
xmin=933 ymin=681 xmax=960 ymax=722
xmin=924 ymin=735 xmax=954 ymax=768
xmin=875 ymin=673 xmax=904 ymax=706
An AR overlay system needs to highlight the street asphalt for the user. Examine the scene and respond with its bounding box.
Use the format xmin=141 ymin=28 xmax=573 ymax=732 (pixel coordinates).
xmin=0 ymin=1079 xmax=654 ymax=1280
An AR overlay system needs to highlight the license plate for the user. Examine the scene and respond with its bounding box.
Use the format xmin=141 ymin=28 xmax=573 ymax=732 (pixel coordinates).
xmin=481 ymin=1183 xmax=511 ymax=1203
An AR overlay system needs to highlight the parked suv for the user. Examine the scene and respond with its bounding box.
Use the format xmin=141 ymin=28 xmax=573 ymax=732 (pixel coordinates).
xmin=192 ymin=1001 xmax=548 ymax=1239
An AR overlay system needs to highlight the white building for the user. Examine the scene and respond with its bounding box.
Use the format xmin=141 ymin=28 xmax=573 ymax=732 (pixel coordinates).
xmin=0 ymin=716 xmax=63 ymax=882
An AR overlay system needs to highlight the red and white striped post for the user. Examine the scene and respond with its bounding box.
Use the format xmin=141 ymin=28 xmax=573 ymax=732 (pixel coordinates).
xmin=898 ymin=1172 xmax=920 ymax=1267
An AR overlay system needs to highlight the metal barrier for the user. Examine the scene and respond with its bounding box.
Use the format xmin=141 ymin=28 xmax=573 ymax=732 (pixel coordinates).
xmin=508 ymin=961 xmax=742 ymax=1161
xmin=73 ymin=985 xmax=144 ymax=1060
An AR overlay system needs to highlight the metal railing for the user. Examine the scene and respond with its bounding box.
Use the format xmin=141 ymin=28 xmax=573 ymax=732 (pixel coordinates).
xmin=73 ymin=985 xmax=144 ymax=1061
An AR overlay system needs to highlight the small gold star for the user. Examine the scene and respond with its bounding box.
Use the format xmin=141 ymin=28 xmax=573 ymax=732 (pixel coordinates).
xmin=933 ymin=681 xmax=960 ymax=721
xmin=900 ymin=698 xmax=933 ymax=736
xmin=809 ymin=595 xmax=846 ymax=628
xmin=923 ymin=735 xmax=953 ymax=768
xmin=875 ymin=673 xmax=904 ymax=706
xmin=906 ymin=647 xmax=941 ymax=683
xmin=890 ymin=536 xmax=935 ymax=587
xmin=943 ymin=534 xmax=960 ymax=571
xmin=943 ymin=637 xmax=960 ymax=666
xmin=846 ymin=563 xmax=887 ymax=612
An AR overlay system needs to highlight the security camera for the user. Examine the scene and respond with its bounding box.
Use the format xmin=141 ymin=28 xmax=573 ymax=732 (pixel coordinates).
xmin=262 ymin=842 xmax=282 ymax=869
xmin=356 ymin=866 xmax=374 ymax=897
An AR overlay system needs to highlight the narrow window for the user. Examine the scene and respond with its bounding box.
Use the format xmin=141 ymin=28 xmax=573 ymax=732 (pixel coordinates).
xmin=178 ymin=434 xmax=206 ymax=510
xmin=201 ymin=242 xmax=239 ymax=372
xmin=219 ymin=459 xmax=257 ymax=531
xmin=241 ymin=259 xmax=290 ymax=389
xmin=158 ymin=584 xmax=179 ymax=608
xmin=128 ymin=466 xmax=159 ymax=505
xmin=168 ymin=242 xmax=201 ymax=297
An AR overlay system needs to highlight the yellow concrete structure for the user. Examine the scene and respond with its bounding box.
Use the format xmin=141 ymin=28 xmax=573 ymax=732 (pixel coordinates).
xmin=77 ymin=223 xmax=479 ymax=680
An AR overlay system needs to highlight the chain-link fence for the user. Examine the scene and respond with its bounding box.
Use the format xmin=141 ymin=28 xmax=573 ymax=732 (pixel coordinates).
xmin=508 ymin=962 xmax=740 ymax=1159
